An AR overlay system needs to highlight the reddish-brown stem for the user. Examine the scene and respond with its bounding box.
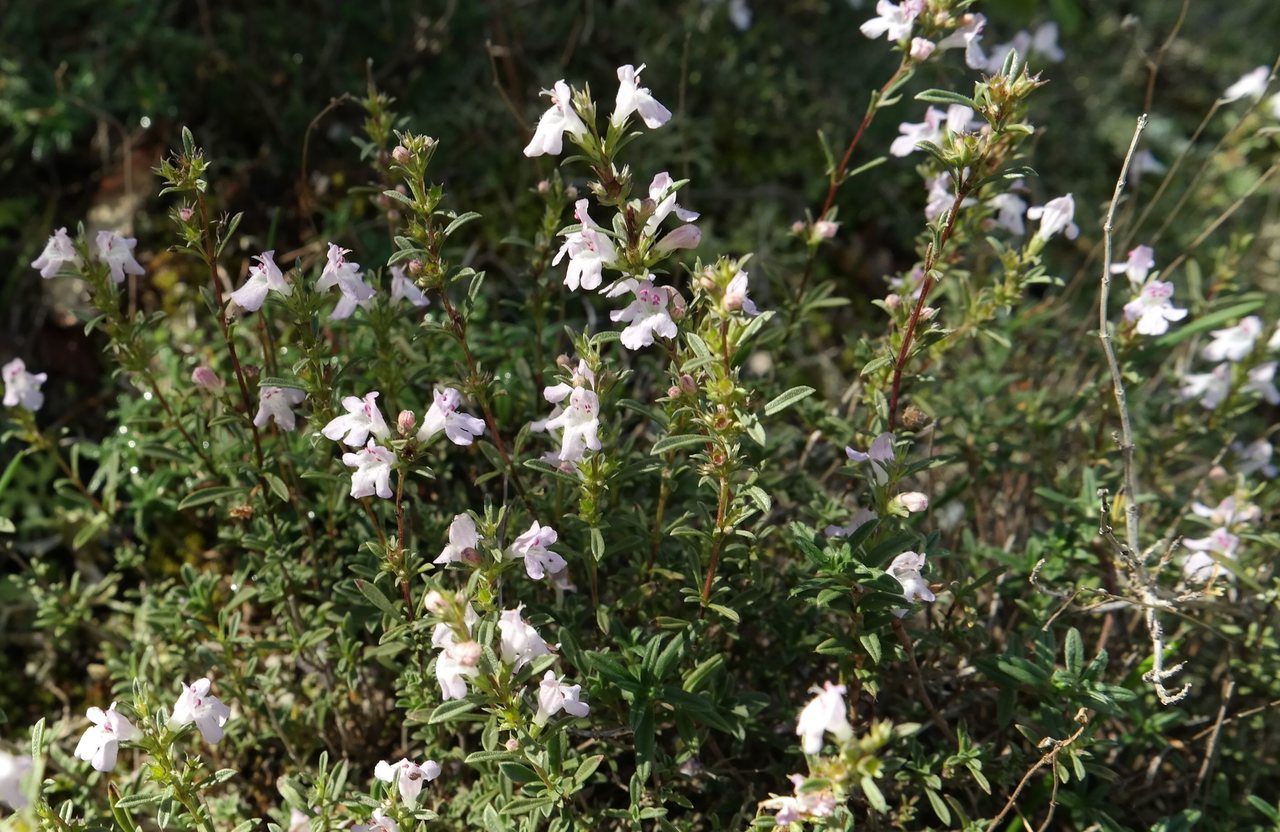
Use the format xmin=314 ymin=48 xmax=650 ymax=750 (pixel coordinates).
xmin=394 ymin=467 xmax=414 ymax=620
xmin=146 ymin=375 xmax=218 ymax=473
xmin=196 ymin=194 xmax=266 ymax=472
xmin=795 ymin=62 xmax=909 ymax=303
xmin=700 ymin=474 xmax=733 ymax=606
xmin=887 ymin=186 xmax=969 ymax=429
xmin=438 ymin=291 xmax=532 ymax=511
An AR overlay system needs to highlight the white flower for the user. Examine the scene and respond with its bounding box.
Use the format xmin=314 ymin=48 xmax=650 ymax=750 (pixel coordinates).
xmin=935 ymin=13 xmax=987 ymax=69
xmin=1235 ymin=438 xmax=1276 ymax=478
xmin=1202 ymin=316 xmax=1262 ymax=362
xmin=341 ymin=440 xmax=395 ymax=499
xmin=315 ymin=243 xmax=374 ymax=320
xmin=762 ymin=775 xmax=837 ymax=827
xmin=1182 ymin=528 xmax=1239 ymax=583
xmin=611 ymin=280 xmax=678 ymax=350
xmin=554 ymin=200 xmax=616 ymax=292
xmin=287 ymin=809 xmax=310 ymax=832
xmin=354 ymin=809 xmax=399 ymax=832
xmin=254 ymin=386 xmax=306 ymax=431
xmin=890 ymin=105 xmax=974 ymax=157
xmin=825 ymin=508 xmax=877 ymax=538
xmin=1029 ymin=22 xmax=1065 ymax=62
xmin=846 ymin=432 xmax=895 ymax=484
xmin=1179 ymin=363 xmax=1232 ymax=410
xmin=0 ymin=749 xmax=31 ymax=809
xmin=389 ymin=266 xmax=430 ymax=308
xmin=1223 ymin=66 xmax=1269 ymax=103
xmin=655 ymin=223 xmax=702 ymax=253
xmin=1243 ymin=361 xmax=1280 ymax=405
xmin=1110 ymin=245 xmax=1156 ymax=288
xmin=31 ymin=227 xmax=81 ymax=278
xmin=988 ymin=192 xmax=1027 ymax=235
xmin=644 ymin=172 xmax=700 ymax=237
xmin=507 ymin=521 xmax=567 ymax=580
xmin=74 ymin=702 xmax=140 ymax=772
xmin=1271 ymin=325 xmax=1280 ymax=352
xmin=543 ymin=387 xmax=602 ymax=462
xmin=888 ymin=551 xmax=935 ymax=604
xmin=231 ymin=251 xmax=292 ymax=311
xmin=3 ymin=358 xmax=47 ymax=412
xmin=1131 ymin=149 xmax=1167 ymax=177
xmin=535 ymin=671 xmax=590 ymax=726
xmin=171 ymin=678 xmax=232 ymax=744
xmin=498 ymin=607 xmax=553 ymax=672
xmin=1123 ymin=281 xmax=1187 ymax=336
xmin=1027 ymin=194 xmax=1079 ymax=241
xmin=611 ymin=64 xmax=671 ymax=129
xmin=859 ymin=0 xmax=922 ymax=41
xmin=728 ymin=0 xmax=752 ymax=30
xmin=435 ymin=642 xmax=481 ymax=700
xmin=322 ymin=392 xmax=390 ymax=447
xmin=524 ymin=80 xmax=587 ymax=157
xmin=436 ymin=513 xmax=479 ymax=565
xmin=724 ymin=270 xmax=759 ymax=315
xmin=95 ymin=231 xmax=145 ymax=284
xmin=1191 ymin=495 xmax=1260 ymax=528
xmin=795 ymin=682 xmax=853 ymax=755
xmin=417 ymin=387 xmax=486 ymax=446
xmin=925 ymin=172 xmax=955 ymax=221
xmin=374 ymin=758 xmax=441 ymax=804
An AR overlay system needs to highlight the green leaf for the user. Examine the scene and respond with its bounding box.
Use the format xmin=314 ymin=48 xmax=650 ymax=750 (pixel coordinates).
xmin=427 ymin=698 xmax=477 ymax=724
xmin=178 ymin=486 xmax=247 ymax=511
xmin=859 ymin=633 xmax=882 ymax=664
xmin=264 ymin=473 xmax=290 ymax=504
xmin=1064 ymin=628 xmax=1083 ymax=677
xmin=443 ymin=211 xmax=482 ymax=237
xmin=764 ymin=386 xmax=815 ymax=416
xmin=354 ymin=579 xmax=401 ymax=618
xmin=1155 ymin=299 xmax=1264 ymax=347
xmin=861 ymin=776 xmax=888 ymax=812
xmin=464 ymin=750 xmax=523 ymax=765
xmin=914 ymin=89 xmax=979 ymax=108
xmin=651 ymin=434 xmax=708 ymax=455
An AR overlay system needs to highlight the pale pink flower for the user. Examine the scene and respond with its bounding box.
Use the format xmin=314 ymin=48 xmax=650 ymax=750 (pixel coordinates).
xmin=1202 ymin=316 xmax=1262 ymax=363
xmin=723 ymin=270 xmax=759 ymax=316
xmin=846 ymin=432 xmax=895 ymax=484
xmin=231 ymin=251 xmax=291 ymax=312
xmin=860 ymin=0 xmax=923 ymax=41
xmin=988 ymin=192 xmax=1027 ymax=234
xmin=374 ymin=758 xmax=441 ymax=804
xmin=1182 ymin=528 xmax=1239 ymax=583
xmin=554 ymin=200 xmax=616 ymax=291
xmin=890 ymin=105 xmax=974 ymax=157
xmin=417 ymin=387 xmax=486 ymax=446
xmin=498 ymin=607 xmax=553 ymax=672
xmin=389 ymin=265 xmax=429 ymax=308
xmin=1191 ymin=495 xmax=1260 ymax=528
xmin=888 ymin=551 xmax=935 ymax=604
xmin=435 ymin=642 xmax=481 ymax=700
xmin=341 ymin=440 xmax=395 ymax=499
xmin=315 ymin=243 xmax=374 ymax=320
xmin=96 ymin=231 xmax=145 ymax=284
xmin=543 ymin=387 xmax=602 ymax=462
xmin=1223 ymin=66 xmax=1269 ymax=103
xmin=1180 ymin=363 xmax=1232 ymax=410
xmin=31 ymin=227 xmax=81 ymax=278
xmin=74 ymin=702 xmax=140 ymax=772
xmin=644 ymin=172 xmax=700 ymax=237
xmin=323 ymin=392 xmax=390 ymax=447
xmin=1242 ymin=361 xmax=1279 ymax=404
xmin=1124 ymin=281 xmax=1186 ymax=336
xmin=524 ymin=80 xmax=587 ymax=157
xmin=170 ymin=678 xmax=232 ymax=744
xmin=254 ymin=386 xmax=306 ymax=431
xmin=436 ymin=513 xmax=479 ymax=565
xmin=534 ymin=671 xmax=590 ymax=726
xmin=611 ymin=280 xmax=678 ymax=350
xmin=2 ymin=358 xmax=47 ymax=412
xmin=1027 ymin=194 xmax=1078 ymax=241
xmin=1110 ymin=245 xmax=1156 ymax=288
xmin=0 ymin=749 xmax=32 ymax=809
xmin=611 ymin=64 xmax=671 ymax=129
xmin=507 ymin=521 xmax=567 ymax=580
xmin=909 ymin=37 xmax=936 ymax=61
xmin=824 ymin=508 xmax=877 ymax=538
xmin=795 ymin=682 xmax=852 ymax=755
xmin=191 ymin=366 xmax=223 ymax=393
xmin=354 ymin=809 xmax=398 ymax=832
xmin=891 ymin=491 xmax=929 ymax=513
xmin=935 ymin=13 xmax=987 ymax=69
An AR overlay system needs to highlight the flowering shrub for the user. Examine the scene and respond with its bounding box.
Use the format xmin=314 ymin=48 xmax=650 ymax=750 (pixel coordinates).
xmin=2 ymin=2 xmax=1280 ymax=830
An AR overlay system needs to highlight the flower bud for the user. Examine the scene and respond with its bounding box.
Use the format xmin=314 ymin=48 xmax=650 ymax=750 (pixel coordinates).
xmin=424 ymin=590 xmax=448 ymax=615
xmin=656 ymin=223 xmax=701 ymax=254
xmin=814 ymin=220 xmax=840 ymax=239
xmin=505 ymin=737 xmax=521 ymax=752
xmin=565 ymin=185 xmax=579 ymax=200
xmin=461 ymin=547 xmax=483 ymax=566
xmin=397 ymin=410 xmax=416 ymax=437
xmin=556 ymin=354 xmax=573 ymax=369
xmin=408 ymin=259 xmax=424 ymax=275
xmin=919 ymin=306 xmax=938 ymax=321
xmin=901 ymin=405 xmax=932 ymax=430
xmin=665 ymin=286 xmax=688 ymax=321
xmin=791 ymin=220 xmax=806 ymax=235
xmin=885 ymin=293 xmax=902 ymax=310
xmin=191 ymin=366 xmax=223 ymax=393
xmin=391 ymin=145 xmax=411 ymax=165
xmin=178 ymin=206 xmax=195 ymax=222
xmin=679 ymin=374 xmax=697 ymax=394
xmin=450 ymin=641 xmax=482 ymax=667
xmin=667 ymin=385 xmax=682 ymax=399
xmin=537 ymin=180 xmax=551 ymax=194
xmin=910 ymin=38 xmax=936 ymax=61
xmin=891 ymin=491 xmax=930 ymax=514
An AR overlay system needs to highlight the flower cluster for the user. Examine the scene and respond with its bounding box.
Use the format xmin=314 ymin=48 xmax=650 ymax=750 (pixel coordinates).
xmin=31 ymin=228 xmax=143 ymax=283
xmin=1179 ymin=316 xmax=1278 ymax=410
